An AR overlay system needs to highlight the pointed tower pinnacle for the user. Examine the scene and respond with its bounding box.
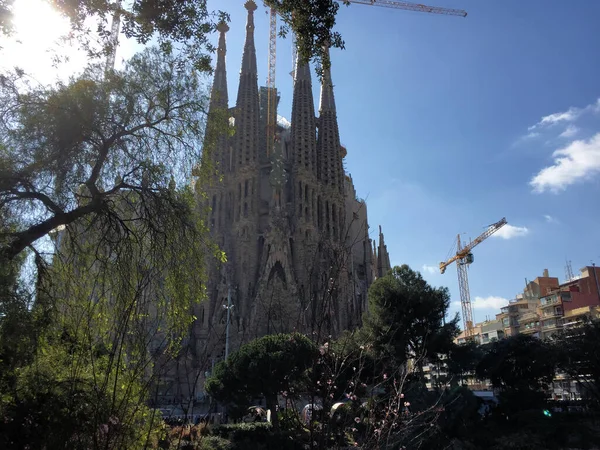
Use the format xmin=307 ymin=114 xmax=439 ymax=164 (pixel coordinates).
xmin=317 ymin=46 xmax=343 ymax=192
xmin=201 ymin=21 xmax=230 ymax=175
xmin=377 ymin=225 xmax=391 ymax=278
xmin=319 ymin=51 xmax=336 ymax=114
xmin=290 ymin=53 xmax=317 ymax=173
xmin=210 ymin=21 xmax=229 ymax=109
xmin=234 ymin=0 xmax=260 ymax=169
xmin=240 ymin=1 xmax=258 ymax=75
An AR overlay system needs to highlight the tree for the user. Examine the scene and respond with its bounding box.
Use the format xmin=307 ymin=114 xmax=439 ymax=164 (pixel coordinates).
xmin=364 ymin=265 xmax=459 ymax=373
xmin=0 ymin=47 xmax=223 ymax=448
xmin=205 ymin=333 xmax=317 ymax=430
xmin=1 ymin=0 xmax=226 ymax=70
xmin=2 ymin=0 xmax=346 ymax=78
xmin=446 ymin=341 xmax=485 ymax=387
xmin=553 ymin=319 xmax=600 ymax=406
xmin=477 ymin=334 xmax=556 ymax=411
xmin=0 ymin=46 xmax=215 ymax=261
xmin=264 ymin=0 xmax=346 ymax=77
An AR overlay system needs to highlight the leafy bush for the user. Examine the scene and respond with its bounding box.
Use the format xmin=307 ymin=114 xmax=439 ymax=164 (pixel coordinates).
xmin=197 ymin=435 xmax=231 ymax=450
xmin=208 ymin=422 xmax=306 ymax=450
xmin=278 ymin=408 xmax=304 ymax=432
xmin=210 ymin=422 xmax=272 ymax=440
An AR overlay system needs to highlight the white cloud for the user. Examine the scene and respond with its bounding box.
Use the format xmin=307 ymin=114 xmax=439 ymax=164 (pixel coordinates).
xmin=559 ymin=124 xmax=580 ymax=138
xmin=529 ymin=107 xmax=581 ymax=130
xmin=277 ymin=115 xmax=291 ymax=129
xmin=544 ymin=214 xmax=558 ymax=224
xmin=511 ymin=131 xmax=541 ymax=148
xmin=421 ymin=264 xmax=438 ymax=275
xmin=493 ymin=224 xmax=529 ymax=239
xmin=472 ymin=296 xmax=509 ymax=310
xmin=528 ymin=98 xmax=600 ymax=132
xmin=530 ymin=133 xmax=600 ymax=193
xmin=451 ymin=296 xmax=508 ymax=311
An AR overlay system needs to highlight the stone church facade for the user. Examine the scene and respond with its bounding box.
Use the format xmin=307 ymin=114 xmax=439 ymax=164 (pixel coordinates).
xmin=192 ymin=1 xmax=392 ymax=367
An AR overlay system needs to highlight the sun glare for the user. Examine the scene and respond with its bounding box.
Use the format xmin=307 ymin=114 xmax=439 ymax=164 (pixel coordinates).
xmin=11 ymin=0 xmax=71 ymax=44
xmin=1 ymin=0 xmax=87 ymax=83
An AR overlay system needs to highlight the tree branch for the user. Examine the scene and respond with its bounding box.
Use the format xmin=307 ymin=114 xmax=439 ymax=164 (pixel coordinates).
xmin=2 ymin=196 xmax=103 ymax=260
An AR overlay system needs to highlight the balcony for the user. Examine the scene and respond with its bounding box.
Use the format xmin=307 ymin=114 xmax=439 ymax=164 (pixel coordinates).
xmin=520 ymin=311 xmax=539 ymax=323
xmin=540 ymin=295 xmax=561 ymax=307
xmin=500 ymin=305 xmax=520 ymax=315
xmin=521 ymin=326 xmax=540 ymax=335
xmin=542 ymin=307 xmax=563 ymax=318
xmin=541 ymin=320 xmax=561 ymax=330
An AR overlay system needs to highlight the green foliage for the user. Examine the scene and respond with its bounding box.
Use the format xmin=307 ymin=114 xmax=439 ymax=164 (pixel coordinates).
xmin=446 ymin=341 xmax=485 ymax=386
xmin=0 ymin=106 xmax=217 ymax=449
xmin=477 ymin=334 xmax=555 ymax=393
xmin=206 ymin=333 xmax=317 ymax=429
xmin=364 ymin=265 xmax=459 ymax=371
xmin=265 ymin=0 xmax=345 ymax=79
xmin=435 ymin=387 xmax=482 ymax=442
xmin=0 ymin=335 xmax=164 ymax=449
xmin=474 ymin=334 xmax=555 ymax=416
xmin=1 ymin=0 xmax=227 ymax=71
xmin=211 ymin=422 xmax=272 ymax=440
xmin=197 ymin=435 xmax=232 ymax=450
xmin=553 ymin=319 xmax=600 ymax=405
xmin=0 ymin=46 xmax=212 ymax=260
xmin=210 ymin=422 xmax=306 ymax=450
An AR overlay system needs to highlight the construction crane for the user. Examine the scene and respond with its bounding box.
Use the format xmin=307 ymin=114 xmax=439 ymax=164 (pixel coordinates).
xmin=266 ymin=6 xmax=277 ymax=158
xmin=105 ymin=0 xmax=122 ymax=73
xmin=266 ymin=0 xmax=467 ymax=157
xmin=439 ymin=218 xmax=507 ymax=338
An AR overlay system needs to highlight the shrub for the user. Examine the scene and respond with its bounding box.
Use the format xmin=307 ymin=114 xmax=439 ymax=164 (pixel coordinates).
xmin=210 ymin=422 xmax=272 ymax=440
xmin=198 ymin=435 xmax=231 ymax=450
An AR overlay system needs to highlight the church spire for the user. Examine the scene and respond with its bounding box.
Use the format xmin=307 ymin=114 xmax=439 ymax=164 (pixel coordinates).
xmin=210 ymin=21 xmax=229 ymax=110
xmin=316 ymin=47 xmax=343 ymax=192
xmin=290 ymin=53 xmax=317 ymax=174
xmin=319 ymin=52 xmax=336 ymax=114
xmin=240 ymin=1 xmax=257 ymax=76
xmin=234 ymin=0 xmax=260 ymax=170
xmin=377 ymin=225 xmax=391 ymax=278
xmin=200 ymin=21 xmax=229 ymax=177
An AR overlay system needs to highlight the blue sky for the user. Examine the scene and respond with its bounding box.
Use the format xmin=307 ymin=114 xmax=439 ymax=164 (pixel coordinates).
xmin=210 ymin=0 xmax=600 ymax=324
xmin=4 ymin=1 xmax=599 ymax=326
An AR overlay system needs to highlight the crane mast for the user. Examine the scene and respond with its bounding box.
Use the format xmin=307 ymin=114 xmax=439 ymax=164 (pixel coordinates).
xmin=105 ymin=0 xmax=122 ymax=73
xmin=267 ymin=7 xmax=277 ymax=158
xmin=439 ymin=218 xmax=507 ymax=337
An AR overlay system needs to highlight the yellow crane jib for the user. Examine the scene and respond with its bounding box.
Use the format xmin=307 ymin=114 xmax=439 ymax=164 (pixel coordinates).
xmin=439 ymin=217 xmax=507 ymax=274
xmin=439 ymin=217 xmax=507 ymax=337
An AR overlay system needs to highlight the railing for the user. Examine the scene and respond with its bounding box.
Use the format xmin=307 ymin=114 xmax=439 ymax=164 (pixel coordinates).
xmin=520 ymin=311 xmax=539 ymax=322
xmin=540 ymin=296 xmax=560 ymax=307
xmin=542 ymin=321 xmax=561 ymax=329
xmin=542 ymin=308 xmax=563 ymax=318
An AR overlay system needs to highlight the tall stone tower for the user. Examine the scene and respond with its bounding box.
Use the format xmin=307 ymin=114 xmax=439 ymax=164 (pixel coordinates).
xmin=194 ymin=1 xmax=391 ymax=364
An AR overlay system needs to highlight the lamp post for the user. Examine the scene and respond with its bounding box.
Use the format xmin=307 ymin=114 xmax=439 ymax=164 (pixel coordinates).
xmin=223 ymin=284 xmax=233 ymax=360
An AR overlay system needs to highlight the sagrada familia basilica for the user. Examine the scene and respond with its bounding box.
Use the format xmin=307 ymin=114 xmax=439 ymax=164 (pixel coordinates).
xmin=191 ymin=0 xmax=391 ymax=366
